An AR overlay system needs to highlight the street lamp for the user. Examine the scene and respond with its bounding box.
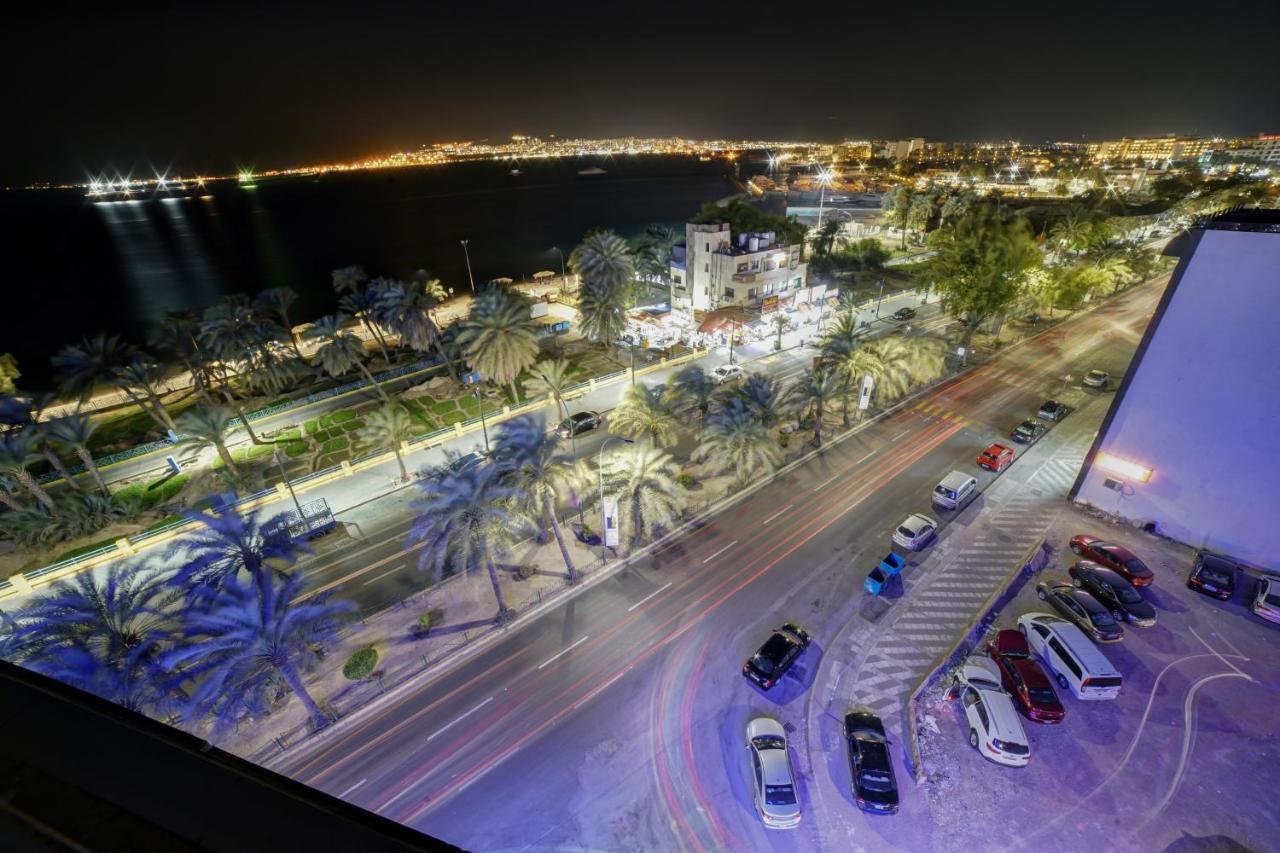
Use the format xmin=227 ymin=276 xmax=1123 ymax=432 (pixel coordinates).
xmin=598 ymin=437 xmax=634 ymax=560
xmin=273 ymin=448 xmax=304 ymax=519
xmin=551 ymin=246 xmax=567 ymax=293
xmin=815 ymin=166 xmax=835 ymax=232
xmin=472 ymin=384 xmax=490 ymax=454
xmin=874 ymin=278 xmax=887 ymax=317
xmin=460 ymin=239 xmax=477 ymax=293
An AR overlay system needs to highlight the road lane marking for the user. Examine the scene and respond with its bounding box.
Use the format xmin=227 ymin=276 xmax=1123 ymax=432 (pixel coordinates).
xmin=361 ymin=564 xmax=408 ymax=586
xmin=627 ymin=582 xmax=673 ymax=612
xmin=536 ymin=635 xmax=590 ymax=670
xmin=702 ymin=540 xmax=739 ymax=564
xmin=814 ymin=471 xmax=843 ymax=491
xmin=856 ymin=451 xmax=875 ymax=465
xmin=762 ymin=504 xmax=793 ymax=525
xmin=891 ymin=429 xmax=911 ymax=442
xmin=338 ymin=778 xmax=367 ymax=798
xmin=426 ymin=697 xmax=494 ymax=742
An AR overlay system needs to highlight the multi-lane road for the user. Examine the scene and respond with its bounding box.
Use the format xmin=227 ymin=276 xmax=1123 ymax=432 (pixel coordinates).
xmin=269 ymin=280 xmax=1165 ymax=850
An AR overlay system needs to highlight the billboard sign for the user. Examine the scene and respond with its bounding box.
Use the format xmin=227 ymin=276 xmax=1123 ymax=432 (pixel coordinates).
xmin=602 ymin=498 xmax=620 ymax=547
xmin=858 ymin=373 xmax=875 ymax=410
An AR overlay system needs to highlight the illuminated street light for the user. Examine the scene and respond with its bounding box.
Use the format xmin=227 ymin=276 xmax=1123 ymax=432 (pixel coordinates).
xmin=815 ymin=166 xmax=835 ymax=231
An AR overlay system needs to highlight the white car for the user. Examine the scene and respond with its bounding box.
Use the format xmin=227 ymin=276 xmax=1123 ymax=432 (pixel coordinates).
xmin=1251 ymin=576 xmax=1280 ymax=624
xmin=892 ymin=513 xmax=938 ymax=551
xmin=711 ymin=363 xmax=745 ymax=385
xmin=1082 ymin=369 xmax=1110 ymax=389
xmin=955 ymin=656 xmax=1031 ymax=767
xmin=746 ymin=717 xmax=801 ymax=829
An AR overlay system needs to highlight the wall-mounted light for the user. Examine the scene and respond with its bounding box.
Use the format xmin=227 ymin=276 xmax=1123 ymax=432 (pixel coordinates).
xmin=1096 ymin=452 xmax=1152 ymax=483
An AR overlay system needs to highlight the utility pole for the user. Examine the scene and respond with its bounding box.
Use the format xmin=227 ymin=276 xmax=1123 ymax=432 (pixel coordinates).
xmin=460 ymin=240 xmax=476 ymax=293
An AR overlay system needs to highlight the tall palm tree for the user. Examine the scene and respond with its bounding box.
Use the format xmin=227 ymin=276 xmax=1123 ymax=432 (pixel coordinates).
xmin=908 ymin=192 xmax=935 ymax=240
xmin=598 ymin=443 xmax=684 ymax=545
xmin=730 ymin=372 xmax=793 ymax=430
xmin=357 ymin=403 xmax=415 ymax=480
xmin=111 ymin=358 xmax=178 ymax=432
xmin=609 ymin=383 xmax=680 ymax=447
xmin=170 ymin=508 xmax=309 ymax=597
xmin=0 ymin=474 xmax=28 ymax=513
xmin=306 ymin=314 xmax=392 ymax=404
xmin=51 ymin=333 xmax=138 ymax=405
xmin=409 ymin=464 xmax=530 ymax=622
xmin=1094 ymin=253 xmax=1133 ymax=294
xmin=176 ymin=405 xmax=241 ymax=475
xmin=493 ymin=414 xmax=581 ymax=583
xmin=571 ymin=230 xmax=634 ymax=344
xmin=253 ymin=287 xmax=304 ymax=356
xmin=795 ymin=368 xmax=840 ymax=447
xmin=576 ymin=278 xmax=630 ymax=348
xmin=164 ymin=570 xmax=352 ymax=736
xmin=636 ymin=224 xmax=678 ymax=302
xmin=331 ymin=265 xmax=368 ymax=296
xmin=1049 ymin=214 xmax=1092 ymax=258
xmin=523 ymin=358 xmax=575 ymax=423
xmin=672 ymin=364 xmax=717 ymax=429
xmin=18 ymin=562 xmax=180 ymax=714
xmin=455 ymin=285 xmax=540 ymax=401
xmin=693 ymin=397 xmax=782 ymax=487
xmin=340 ymin=284 xmax=393 ymax=363
xmin=0 ymin=430 xmax=56 ymax=512
xmin=827 ymin=343 xmax=886 ymax=426
xmin=374 ymin=275 xmax=460 ymax=383
xmin=30 ymin=421 xmax=81 ymax=492
xmin=149 ymin=310 xmax=219 ymax=405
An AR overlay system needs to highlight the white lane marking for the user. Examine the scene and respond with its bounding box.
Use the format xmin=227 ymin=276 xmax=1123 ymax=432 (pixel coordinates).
xmin=702 ymin=540 xmax=739 ymax=564
xmin=361 ymin=564 xmax=408 ymax=586
xmin=537 ymin=635 xmax=590 ymax=670
xmin=891 ymin=429 xmax=911 ymax=442
xmin=856 ymin=451 xmax=875 ymax=465
xmin=762 ymin=504 xmax=794 ymax=525
xmin=627 ymin=582 xmax=673 ymax=612
xmin=814 ymin=471 xmax=843 ymax=491
xmin=1190 ymin=626 xmax=1251 ymax=677
xmin=426 ymin=697 xmax=494 ymax=742
xmin=338 ymin=778 xmax=367 ymax=798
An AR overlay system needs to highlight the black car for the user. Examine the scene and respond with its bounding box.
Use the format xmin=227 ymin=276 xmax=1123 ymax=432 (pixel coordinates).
xmin=557 ymin=410 xmax=603 ymax=438
xmin=1069 ymin=561 xmax=1156 ymax=626
xmin=1037 ymin=400 xmax=1068 ymax=422
xmin=1036 ymin=581 xmax=1124 ymax=642
xmin=845 ymin=711 xmax=899 ymax=814
xmin=1010 ymin=419 xmax=1046 ymax=444
xmin=742 ymin=624 xmax=810 ymax=690
xmin=892 ymin=307 xmax=917 ymax=321
xmin=1187 ymin=551 xmax=1238 ymax=601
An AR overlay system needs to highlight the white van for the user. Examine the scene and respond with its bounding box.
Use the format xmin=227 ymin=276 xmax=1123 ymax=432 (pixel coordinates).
xmin=1017 ymin=613 xmax=1122 ymax=700
xmin=933 ymin=471 xmax=977 ymax=510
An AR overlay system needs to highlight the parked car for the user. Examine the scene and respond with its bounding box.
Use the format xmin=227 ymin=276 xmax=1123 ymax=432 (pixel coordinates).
xmin=932 ymin=471 xmax=977 ymax=511
xmin=1250 ymin=575 xmax=1280 ymax=624
xmin=746 ymin=717 xmax=801 ymax=829
xmin=977 ymin=443 xmax=1015 ymax=472
xmin=711 ymin=364 xmax=745 ymax=385
xmin=1082 ymin=369 xmax=1110 ymax=389
xmin=986 ymin=629 xmax=1065 ymax=724
xmin=1010 ymin=419 xmax=1046 ymax=444
xmin=1017 ymin=612 xmax=1123 ymax=700
xmin=1069 ymin=561 xmax=1156 ymax=626
xmin=892 ymin=513 xmax=938 ymax=551
xmin=1186 ymin=550 xmax=1239 ymax=601
xmin=1037 ymin=400 xmax=1068 ymax=421
xmin=1069 ymin=535 xmax=1155 ymax=586
xmin=1037 ymin=581 xmax=1124 ymax=642
xmin=844 ymin=711 xmax=899 ymax=814
xmin=955 ymin=656 xmax=1031 ymax=767
xmin=743 ymin=624 xmax=810 ymax=690
xmin=892 ymin=307 xmax=917 ymax=321
xmin=557 ymin=410 xmax=603 ymax=438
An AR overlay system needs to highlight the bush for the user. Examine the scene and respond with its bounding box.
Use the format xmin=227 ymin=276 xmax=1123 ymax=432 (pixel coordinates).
xmin=304 ymin=419 xmax=320 ymax=435
xmin=342 ymin=420 xmax=365 ymax=433
xmin=342 ymin=647 xmax=379 ymax=680
xmin=319 ymin=414 xmax=335 ymax=429
xmin=331 ymin=410 xmax=357 ymax=424
xmin=320 ymin=436 xmax=349 ymax=454
xmin=285 ymin=441 xmax=310 ymax=458
xmin=677 ymin=472 xmax=696 ymax=489
xmin=275 ymin=428 xmax=301 ymax=442
xmin=113 ymin=473 xmax=189 ymax=508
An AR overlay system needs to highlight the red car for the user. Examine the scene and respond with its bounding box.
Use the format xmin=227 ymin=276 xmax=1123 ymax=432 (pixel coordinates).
xmin=976 ymin=443 xmax=1015 ymax=472
xmin=986 ymin=629 xmax=1065 ymax=724
xmin=1069 ymin=535 xmax=1155 ymax=587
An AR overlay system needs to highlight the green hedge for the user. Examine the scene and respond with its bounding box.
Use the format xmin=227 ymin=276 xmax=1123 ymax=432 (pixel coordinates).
xmin=304 ymin=419 xmax=320 ymax=435
xmin=332 ymin=410 xmax=357 ymax=424
xmin=284 ymin=441 xmax=310 ymax=458
xmin=342 ymin=420 xmax=365 ymax=433
xmin=342 ymin=647 xmax=379 ymax=680
xmin=440 ymin=411 xmax=466 ymax=425
xmin=113 ymin=473 xmax=189 ymax=508
xmin=320 ymin=436 xmax=349 ymax=454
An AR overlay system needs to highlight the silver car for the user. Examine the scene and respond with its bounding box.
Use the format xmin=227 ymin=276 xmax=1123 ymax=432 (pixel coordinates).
xmin=892 ymin=513 xmax=938 ymax=551
xmin=1251 ymin=576 xmax=1280 ymax=624
xmin=746 ymin=717 xmax=801 ymax=829
xmin=1082 ymin=369 xmax=1110 ymax=389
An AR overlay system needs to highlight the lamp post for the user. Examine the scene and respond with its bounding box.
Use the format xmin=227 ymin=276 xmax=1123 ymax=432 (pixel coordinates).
xmin=273 ymin=449 xmax=304 ymax=520
xmin=552 ymin=246 xmax=567 ymax=293
xmin=598 ymin=437 xmax=633 ymax=560
xmin=728 ymin=318 xmax=737 ymax=365
xmin=874 ymin=278 xmax=887 ymax=317
xmin=815 ymin=166 xmax=834 ymax=232
xmin=472 ymin=383 xmax=490 ymax=454
xmin=460 ymin=239 xmax=476 ymax=293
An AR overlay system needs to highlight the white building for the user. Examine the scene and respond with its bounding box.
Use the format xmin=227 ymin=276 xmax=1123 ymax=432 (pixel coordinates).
xmin=1236 ymin=133 xmax=1280 ymax=165
xmin=670 ymin=222 xmax=807 ymax=316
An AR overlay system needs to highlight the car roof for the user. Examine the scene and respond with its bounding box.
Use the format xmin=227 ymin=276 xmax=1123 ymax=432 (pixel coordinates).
xmin=983 ymin=443 xmax=1010 ymax=454
xmin=940 ymin=470 xmax=973 ymax=489
xmin=976 ymin=687 xmax=1027 ymax=742
xmin=960 ymin=656 xmax=1003 ymax=687
xmin=845 ymin=711 xmax=885 ymax=736
xmin=903 ymin=513 xmax=934 ymax=530
xmin=992 ymin=629 xmax=1029 ymax=655
xmin=758 ymin=743 xmax=793 ymax=786
xmin=748 ymin=716 xmax=785 ymax=740
xmin=1088 ymin=565 xmax=1129 ymax=587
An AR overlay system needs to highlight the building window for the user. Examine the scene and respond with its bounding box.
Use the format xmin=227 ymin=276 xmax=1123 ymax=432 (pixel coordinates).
xmin=763 ymin=283 xmax=774 ymax=296
xmin=705 ymin=263 xmax=709 ymax=272
xmin=748 ymin=288 xmax=757 ymax=300
xmin=779 ymin=280 xmax=790 ymax=292
xmin=750 ymin=259 xmax=760 ymax=271
xmin=673 ymin=273 xmax=683 ymax=285
xmin=705 ymin=242 xmax=710 ymax=252
xmin=793 ymin=277 xmax=802 ymax=289
xmin=724 ymin=287 xmax=735 ymax=300
xmin=737 ymin=262 xmax=749 ymax=273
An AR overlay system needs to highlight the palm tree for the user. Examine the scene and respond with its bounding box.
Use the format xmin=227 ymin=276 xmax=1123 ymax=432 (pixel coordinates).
xmin=576 ymin=277 xmax=630 ymax=348
xmin=253 ymin=287 xmax=304 ymax=357
xmin=795 ymin=368 xmax=840 ymax=447
xmin=331 ymin=265 xmax=368 ymax=296
xmin=0 ymin=474 xmax=27 ymax=513
xmin=827 ymin=344 xmax=887 ymax=425
xmin=571 ymin=230 xmax=634 ymax=344
xmin=940 ymin=190 xmax=976 ymax=227
xmin=170 ymin=508 xmax=309 ymax=597
xmin=176 ymin=405 xmax=241 ymax=475
xmin=493 ymin=414 xmax=581 ymax=583
xmin=636 ymin=224 xmax=678 ymax=301
xmin=374 ymin=275 xmax=460 ymax=383
xmin=0 ymin=430 xmax=56 ymax=512
xmin=1049 ymin=214 xmax=1092 ymax=258
xmin=357 ymin=403 xmax=415 ymax=480
xmin=1094 ymin=253 xmax=1133 ymax=294
xmin=164 ymin=570 xmax=352 ymax=736
xmin=18 ymin=562 xmax=180 ymax=714
xmin=51 ymin=334 xmax=137 ymax=405
xmin=730 ymin=372 xmax=793 ymax=430
xmin=523 ymin=358 xmax=575 ymax=423
xmin=693 ymin=397 xmax=782 ymax=487
xmin=598 ymin=443 xmax=684 ymax=545
xmin=908 ymin=192 xmax=934 ymax=240
xmin=409 ymin=464 xmax=530 ymax=622
xmin=340 ymin=285 xmax=393 ymax=363
xmin=306 ymin=314 xmax=392 ymax=404
xmin=149 ymin=310 xmax=219 ymax=405
xmin=609 ymin=383 xmax=679 ymax=447
xmin=672 ymin=364 xmax=717 ymax=429
xmin=455 ymin=285 xmax=540 ymax=401
xmin=111 ymin=358 xmax=178 ymax=433
xmin=30 ymin=421 xmax=81 ymax=492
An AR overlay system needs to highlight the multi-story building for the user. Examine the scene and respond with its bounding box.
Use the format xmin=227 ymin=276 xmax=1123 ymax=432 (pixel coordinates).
xmin=1087 ymin=134 xmax=1222 ymax=164
xmin=670 ymin=222 xmax=806 ymax=317
xmin=1235 ymin=133 xmax=1280 ymax=165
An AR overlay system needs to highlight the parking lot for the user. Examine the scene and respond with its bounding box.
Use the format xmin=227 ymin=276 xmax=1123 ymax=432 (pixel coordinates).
xmin=917 ymin=504 xmax=1280 ymax=852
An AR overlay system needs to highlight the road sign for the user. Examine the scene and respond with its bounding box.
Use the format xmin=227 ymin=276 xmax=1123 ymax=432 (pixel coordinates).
xmin=858 ymin=373 xmax=875 ymax=410
xmin=602 ymin=498 xmax=620 ymax=548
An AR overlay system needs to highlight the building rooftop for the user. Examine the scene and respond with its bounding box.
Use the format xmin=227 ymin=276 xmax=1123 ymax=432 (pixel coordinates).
xmin=1200 ymin=207 xmax=1280 ymax=233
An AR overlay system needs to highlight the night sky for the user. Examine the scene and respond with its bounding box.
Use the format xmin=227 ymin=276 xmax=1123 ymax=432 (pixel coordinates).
xmin=7 ymin=0 xmax=1280 ymax=184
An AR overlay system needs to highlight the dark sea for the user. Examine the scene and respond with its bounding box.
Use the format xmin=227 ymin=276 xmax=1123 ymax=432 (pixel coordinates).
xmin=1 ymin=154 xmax=740 ymax=389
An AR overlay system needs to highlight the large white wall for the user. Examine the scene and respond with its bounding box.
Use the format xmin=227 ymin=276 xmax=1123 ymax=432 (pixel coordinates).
xmin=1075 ymin=227 xmax=1280 ymax=568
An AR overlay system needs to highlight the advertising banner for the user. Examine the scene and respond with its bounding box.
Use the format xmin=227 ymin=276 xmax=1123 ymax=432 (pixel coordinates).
xmin=602 ymin=498 xmax=620 ymax=548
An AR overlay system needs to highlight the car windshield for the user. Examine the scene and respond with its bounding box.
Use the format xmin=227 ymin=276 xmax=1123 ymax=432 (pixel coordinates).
xmin=860 ymin=769 xmax=895 ymax=792
xmin=753 ymin=735 xmax=785 ymax=750
xmin=1091 ymin=609 xmax=1117 ymax=627
xmin=1121 ymin=558 xmax=1148 ymax=575
xmin=1199 ymin=567 xmax=1233 ymax=586
xmin=1265 ymin=593 xmax=1280 ymax=608
xmin=765 ymin=784 xmax=797 ymax=806
xmin=1115 ymin=585 xmax=1142 ymax=604
xmin=1028 ymin=687 xmax=1059 ymax=706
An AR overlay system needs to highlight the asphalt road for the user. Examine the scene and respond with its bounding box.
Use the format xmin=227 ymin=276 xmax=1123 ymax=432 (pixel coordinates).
xmin=270 ymin=282 xmax=1165 ymax=850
